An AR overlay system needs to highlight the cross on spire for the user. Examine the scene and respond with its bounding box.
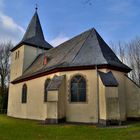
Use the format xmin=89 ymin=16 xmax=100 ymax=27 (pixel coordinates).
xmin=35 ymin=3 xmax=38 ymax=11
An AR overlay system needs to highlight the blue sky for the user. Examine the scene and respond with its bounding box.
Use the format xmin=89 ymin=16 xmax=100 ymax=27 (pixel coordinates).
xmin=0 ymin=0 xmax=140 ymax=46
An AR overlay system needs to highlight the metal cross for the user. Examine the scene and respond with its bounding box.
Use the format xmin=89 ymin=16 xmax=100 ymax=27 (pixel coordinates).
xmin=35 ymin=3 xmax=38 ymax=11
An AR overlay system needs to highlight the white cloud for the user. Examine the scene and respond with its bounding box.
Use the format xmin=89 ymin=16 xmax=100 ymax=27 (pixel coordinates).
xmin=0 ymin=0 xmax=25 ymax=44
xmin=50 ymin=34 xmax=69 ymax=47
xmin=0 ymin=12 xmax=25 ymax=33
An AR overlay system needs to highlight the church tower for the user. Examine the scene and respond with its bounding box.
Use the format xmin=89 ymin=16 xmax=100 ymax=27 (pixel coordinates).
xmin=10 ymin=10 xmax=53 ymax=81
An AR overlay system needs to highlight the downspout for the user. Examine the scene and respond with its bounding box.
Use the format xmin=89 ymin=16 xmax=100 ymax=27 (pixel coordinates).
xmin=96 ymin=65 xmax=100 ymax=124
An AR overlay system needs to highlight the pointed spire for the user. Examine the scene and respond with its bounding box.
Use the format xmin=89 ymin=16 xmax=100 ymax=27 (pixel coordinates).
xmin=22 ymin=11 xmax=45 ymax=41
xmin=18 ymin=10 xmax=53 ymax=50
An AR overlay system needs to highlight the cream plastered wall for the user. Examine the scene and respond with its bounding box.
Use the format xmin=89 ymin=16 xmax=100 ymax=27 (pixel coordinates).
xmin=10 ymin=46 xmax=24 ymax=81
xmin=125 ymin=76 xmax=140 ymax=117
xmin=98 ymin=74 xmax=120 ymax=121
xmin=58 ymin=77 xmax=66 ymax=119
xmin=8 ymin=69 xmax=126 ymax=122
xmin=10 ymin=45 xmax=44 ymax=81
xmin=47 ymin=91 xmax=58 ymax=101
xmin=98 ymin=77 xmax=106 ymax=120
xmin=97 ymin=69 xmax=140 ymax=120
xmin=23 ymin=45 xmax=44 ymax=72
xmin=46 ymin=77 xmax=66 ymax=120
xmin=8 ymin=73 xmax=59 ymax=120
xmin=60 ymin=70 xmax=99 ymax=123
xmin=8 ymin=67 xmax=140 ymax=122
xmin=111 ymin=70 xmax=127 ymax=121
xmin=8 ymin=69 xmax=99 ymax=123
xmin=47 ymin=90 xmax=58 ymax=119
xmin=99 ymin=69 xmax=127 ymax=121
xmin=105 ymin=87 xmax=120 ymax=120
xmin=47 ymin=102 xmax=58 ymax=119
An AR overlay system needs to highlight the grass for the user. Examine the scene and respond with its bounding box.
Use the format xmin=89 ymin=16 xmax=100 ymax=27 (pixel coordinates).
xmin=0 ymin=115 xmax=140 ymax=140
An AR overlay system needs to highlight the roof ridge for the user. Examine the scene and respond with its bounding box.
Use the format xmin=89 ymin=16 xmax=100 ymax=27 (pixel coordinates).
xmin=56 ymin=28 xmax=94 ymax=47
xmin=58 ymin=30 xmax=92 ymax=64
xmin=94 ymin=30 xmax=130 ymax=70
xmin=93 ymin=29 xmax=109 ymax=64
xmin=71 ymin=29 xmax=93 ymax=63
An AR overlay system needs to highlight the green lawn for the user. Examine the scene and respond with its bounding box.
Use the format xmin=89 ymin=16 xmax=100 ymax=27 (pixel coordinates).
xmin=0 ymin=115 xmax=140 ymax=140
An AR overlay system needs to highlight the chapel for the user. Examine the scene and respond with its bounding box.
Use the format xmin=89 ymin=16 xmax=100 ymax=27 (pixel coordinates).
xmin=7 ymin=10 xmax=140 ymax=125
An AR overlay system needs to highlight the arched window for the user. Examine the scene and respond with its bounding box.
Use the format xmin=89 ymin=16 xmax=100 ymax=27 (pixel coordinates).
xmin=22 ymin=84 xmax=27 ymax=103
xmin=44 ymin=78 xmax=51 ymax=102
xmin=70 ymin=75 xmax=86 ymax=102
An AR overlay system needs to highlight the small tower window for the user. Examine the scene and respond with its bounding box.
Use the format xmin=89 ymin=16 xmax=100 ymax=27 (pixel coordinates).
xmin=44 ymin=78 xmax=51 ymax=102
xmin=15 ymin=51 xmax=20 ymax=60
xmin=15 ymin=52 xmax=18 ymax=60
xmin=17 ymin=50 xmax=20 ymax=58
xmin=22 ymin=84 xmax=27 ymax=103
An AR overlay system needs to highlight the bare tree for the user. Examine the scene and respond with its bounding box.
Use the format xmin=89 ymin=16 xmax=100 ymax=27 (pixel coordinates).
xmin=127 ymin=37 xmax=140 ymax=85
xmin=110 ymin=41 xmax=126 ymax=63
xmin=118 ymin=41 xmax=125 ymax=63
xmin=109 ymin=41 xmax=118 ymax=54
xmin=0 ymin=41 xmax=13 ymax=109
xmin=110 ymin=37 xmax=140 ymax=85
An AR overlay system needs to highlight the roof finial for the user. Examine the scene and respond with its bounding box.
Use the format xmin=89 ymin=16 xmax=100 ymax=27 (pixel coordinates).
xmin=35 ymin=3 xmax=38 ymax=11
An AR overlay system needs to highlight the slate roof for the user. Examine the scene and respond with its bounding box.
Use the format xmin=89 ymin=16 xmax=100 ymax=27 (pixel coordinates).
xmin=12 ymin=28 xmax=131 ymax=83
xmin=98 ymin=71 xmax=119 ymax=87
xmin=11 ymin=11 xmax=52 ymax=51
xmin=47 ymin=75 xmax=64 ymax=91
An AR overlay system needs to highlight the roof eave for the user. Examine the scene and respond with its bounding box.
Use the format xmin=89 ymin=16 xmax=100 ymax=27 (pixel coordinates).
xmin=11 ymin=64 xmax=131 ymax=84
xmin=10 ymin=41 xmax=51 ymax=52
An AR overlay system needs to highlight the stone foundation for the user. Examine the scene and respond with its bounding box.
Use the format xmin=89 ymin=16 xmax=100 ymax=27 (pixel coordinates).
xmin=99 ymin=119 xmax=125 ymax=126
xmin=45 ymin=118 xmax=66 ymax=124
